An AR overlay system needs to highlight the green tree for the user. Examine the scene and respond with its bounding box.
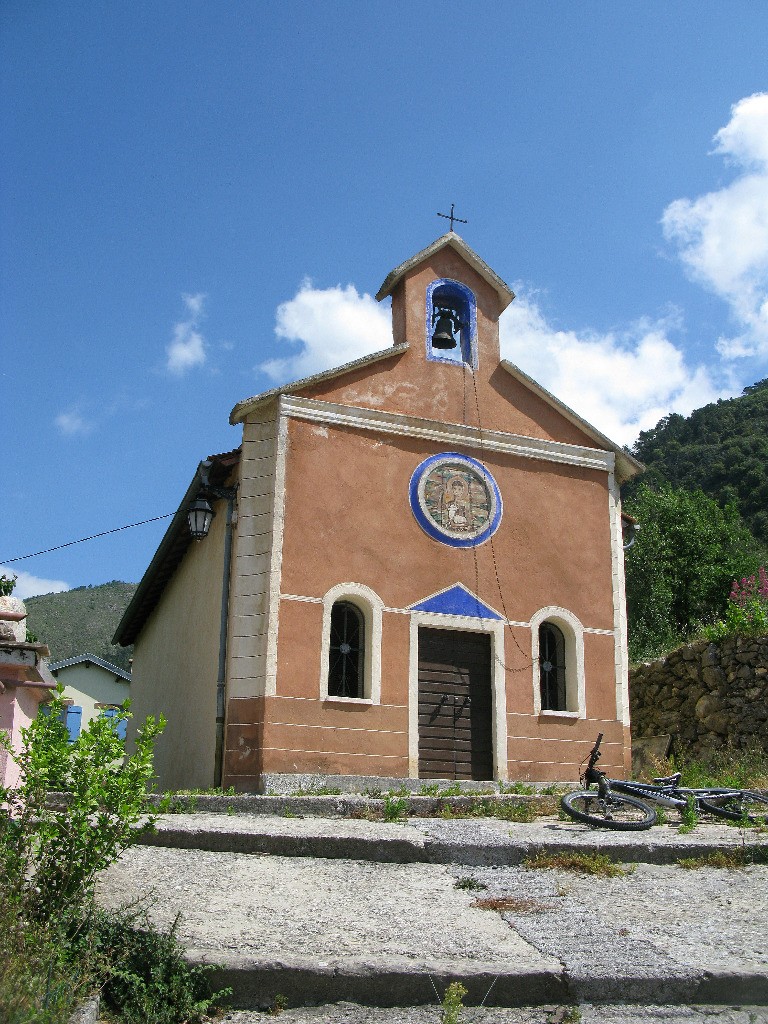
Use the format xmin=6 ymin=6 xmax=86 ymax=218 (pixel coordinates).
xmin=628 ymin=379 xmax=768 ymax=544
xmin=624 ymin=484 xmax=766 ymax=661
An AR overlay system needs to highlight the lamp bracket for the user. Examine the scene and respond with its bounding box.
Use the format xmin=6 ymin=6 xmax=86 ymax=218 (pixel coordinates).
xmin=197 ymin=460 xmax=238 ymax=502
xmin=203 ymin=484 xmax=238 ymax=501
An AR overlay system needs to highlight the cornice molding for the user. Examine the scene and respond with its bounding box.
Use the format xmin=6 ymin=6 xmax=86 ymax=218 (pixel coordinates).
xmin=278 ymin=394 xmax=616 ymax=474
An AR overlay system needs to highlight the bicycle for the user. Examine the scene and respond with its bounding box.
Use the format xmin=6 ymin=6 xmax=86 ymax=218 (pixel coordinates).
xmin=560 ymin=733 xmax=768 ymax=830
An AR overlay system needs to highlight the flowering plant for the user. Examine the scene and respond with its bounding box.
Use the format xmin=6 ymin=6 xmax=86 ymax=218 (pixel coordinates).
xmin=704 ymin=567 xmax=768 ymax=640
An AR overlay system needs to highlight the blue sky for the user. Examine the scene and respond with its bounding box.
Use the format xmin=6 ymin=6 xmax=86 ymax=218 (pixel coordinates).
xmin=2 ymin=2 xmax=768 ymax=597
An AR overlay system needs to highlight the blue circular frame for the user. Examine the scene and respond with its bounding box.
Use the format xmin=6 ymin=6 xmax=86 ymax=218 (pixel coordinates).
xmin=409 ymin=452 xmax=503 ymax=548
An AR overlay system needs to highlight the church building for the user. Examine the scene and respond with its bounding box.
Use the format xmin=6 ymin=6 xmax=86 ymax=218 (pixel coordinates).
xmin=116 ymin=233 xmax=642 ymax=792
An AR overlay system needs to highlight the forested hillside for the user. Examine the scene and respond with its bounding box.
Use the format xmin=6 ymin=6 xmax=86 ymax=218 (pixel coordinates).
xmin=25 ymin=581 xmax=136 ymax=672
xmin=622 ymin=379 xmax=768 ymax=661
xmin=628 ymin=379 xmax=768 ymax=543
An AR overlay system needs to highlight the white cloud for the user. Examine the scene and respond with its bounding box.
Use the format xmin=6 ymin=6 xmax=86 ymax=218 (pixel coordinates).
xmin=258 ymin=280 xmax=392 ymax=382
xmin=499 ymin=290 xmax=728 ymax=446
xmin=166 ymin=292 xmax=207 ymax=374
xmin=55 ymin=408 xmax=93 ymax=437
xmin=662 ymin=93 xmax=768 ymax=358
xmin=0 ymin=566 xmax=69 ymax=600
xmin=256 ymin=278 xmax=728 ymax=447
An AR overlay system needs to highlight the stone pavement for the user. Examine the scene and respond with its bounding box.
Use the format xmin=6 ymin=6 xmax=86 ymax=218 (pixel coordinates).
xmin=97 ymin=811 xmax=768 ymax=1013
xmin=220 ymin=1004 xmax=768 ymax=1022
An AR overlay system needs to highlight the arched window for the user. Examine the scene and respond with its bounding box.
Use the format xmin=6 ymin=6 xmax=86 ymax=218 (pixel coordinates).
xmin=426 ymin=278 xmax=477 ymax=367
xmin=328 ymin=601 xmax=365 ymax=699
xmin=529 ymin=606 xmax=586 ymax=718
xmin=539 ymin=622 xmax=566 ymax=712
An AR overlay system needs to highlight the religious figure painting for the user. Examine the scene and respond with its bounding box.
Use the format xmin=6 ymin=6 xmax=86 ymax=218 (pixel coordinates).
xmin=410 ymin=453 xmax=502 ymax=547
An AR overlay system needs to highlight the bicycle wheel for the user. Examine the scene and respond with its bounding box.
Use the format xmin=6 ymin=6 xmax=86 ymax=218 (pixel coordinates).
xmin=699 ymin=791 xmax=768 ymax=824
xmin=561 ymin=790 xmax=655 ymax=830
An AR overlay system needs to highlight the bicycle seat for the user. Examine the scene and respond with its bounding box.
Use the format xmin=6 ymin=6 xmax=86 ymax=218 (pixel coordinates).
xmin=652 ymin=773 xmax=682 ymax=786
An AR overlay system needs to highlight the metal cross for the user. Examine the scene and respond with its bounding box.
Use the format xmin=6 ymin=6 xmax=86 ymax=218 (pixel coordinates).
xmin=437 ymin=204 xmax=467 ymax=232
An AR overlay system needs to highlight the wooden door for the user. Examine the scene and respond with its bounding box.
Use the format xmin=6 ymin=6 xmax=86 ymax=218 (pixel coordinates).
xmin=417 ymin=627 xmax=493 ymax=780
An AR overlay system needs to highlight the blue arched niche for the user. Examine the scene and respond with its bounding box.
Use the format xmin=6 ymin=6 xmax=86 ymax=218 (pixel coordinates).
xmin=425 ymin=278 xmax=477 ymax=367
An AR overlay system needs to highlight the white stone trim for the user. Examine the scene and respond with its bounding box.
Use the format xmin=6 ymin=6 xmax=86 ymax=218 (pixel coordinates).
xmin=608 ymin=470 xmax=631 ymax=726
xmin=230 ymin=344 xmax=409 ymax=424
xmin=408 ymin=611 xmax=508 ymax=781
xmin=319 ymin=582 xmax=383 ymax=705
xmin=280 ymin=395 xmax=616 ymax=475
xmin=264 ymin=411 xmax=289 ymax=697
xmin=282 ymin=592 xmax=616 ymax=635
xmin=499 ymin=361 xmax=643 ymax=484
xmin=529 ymin=606 xmax=586 ymax=718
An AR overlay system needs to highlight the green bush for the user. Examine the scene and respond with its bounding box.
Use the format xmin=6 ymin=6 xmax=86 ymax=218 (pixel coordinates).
xmin=668 ymin=743 xmax=768 ymax=790
xmin=0 ymin=897 xmax=79 ymax=1024
xmin=0 ymin=687 xmax=228 ymax=1022
xmin=623 ymin=484 xmax=764 ymax=661
xmin=74 ymin=906 xmax=226 ymax=1024
xmin=702 ymin=568 xmax=768 ymax=641
xmin=1 ymin=686 xmax=165 ymax=922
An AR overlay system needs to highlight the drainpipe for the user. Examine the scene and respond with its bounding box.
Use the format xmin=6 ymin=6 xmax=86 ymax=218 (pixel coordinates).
xmin=214 ymin=490 xmax=236 ymax=788
xmin=192 ymin=460 xmax=238 ymax=789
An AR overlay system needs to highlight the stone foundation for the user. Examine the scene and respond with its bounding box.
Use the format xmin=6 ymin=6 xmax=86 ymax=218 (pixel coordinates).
xmin=630 ymin=634 xmax=768 ymax=757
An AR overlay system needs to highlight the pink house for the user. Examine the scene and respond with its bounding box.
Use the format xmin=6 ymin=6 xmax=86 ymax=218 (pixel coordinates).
xmin=0 ymin=596 xmax=56 ymax=790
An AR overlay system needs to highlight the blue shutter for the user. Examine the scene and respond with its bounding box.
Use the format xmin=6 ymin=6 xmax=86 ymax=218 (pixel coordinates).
xmin=65 ymin=706 xmax=82 ymax=742
xmin=102 ymin=707 xmax=127 ymax=741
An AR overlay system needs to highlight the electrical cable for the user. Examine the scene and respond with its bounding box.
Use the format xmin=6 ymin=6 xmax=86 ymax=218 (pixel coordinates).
xmin=0 ymin=514 xmax=175 ymax=564
xmin=465 ymin=360 xmax=533 ymax=673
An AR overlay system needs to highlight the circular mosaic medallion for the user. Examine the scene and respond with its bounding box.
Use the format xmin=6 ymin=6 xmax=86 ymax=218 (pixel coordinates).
xmin=409 ymin=453 xmax=502 ymax=547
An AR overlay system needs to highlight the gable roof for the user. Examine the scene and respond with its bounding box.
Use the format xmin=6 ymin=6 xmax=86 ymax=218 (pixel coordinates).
xmin=50 ymin=653 xmax=131 ymax=681
xmin=500 ymin=360 xmax=644 ymax=484
xmin=230 ymin=344 xmax=409 ymax=425
xmin=114 ymin=449 xmax=241 ymax=647
xmin=375 ymin=232 xmax=516 ymax=312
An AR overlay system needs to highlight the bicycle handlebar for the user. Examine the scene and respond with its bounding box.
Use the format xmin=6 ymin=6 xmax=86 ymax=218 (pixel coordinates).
xmin=588 ymin=732 xmax=604 ymax=766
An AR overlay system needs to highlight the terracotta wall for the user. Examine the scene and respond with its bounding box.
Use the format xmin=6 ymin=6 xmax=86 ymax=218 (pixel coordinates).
xmin=243 ymin=413 xmax=623 ymax=784
xmin=279 ymin=419 xmax=614 ymax=628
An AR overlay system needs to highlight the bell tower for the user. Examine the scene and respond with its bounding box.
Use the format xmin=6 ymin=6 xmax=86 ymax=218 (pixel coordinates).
xmin=376 ymin=232 xmax=515 ymax=372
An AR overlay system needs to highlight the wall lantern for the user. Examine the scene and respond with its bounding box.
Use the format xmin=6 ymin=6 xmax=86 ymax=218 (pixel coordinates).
xmin=622 ymin=514 xmax=640 ymax=551
xmin=187 ymin=497 xmax=214 ymax=540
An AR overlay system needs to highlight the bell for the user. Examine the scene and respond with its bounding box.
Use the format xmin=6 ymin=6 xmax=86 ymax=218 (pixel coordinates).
xmin=431 ymin=313 xmax=457 ymax=349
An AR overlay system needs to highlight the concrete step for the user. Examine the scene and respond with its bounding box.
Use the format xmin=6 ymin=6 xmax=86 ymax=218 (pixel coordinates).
xmin=218 ymin=1003 xmax=768 ymax=1023
xmin=218 ymin=1003 xmax=768 ymax=1019
xmin=96 ymin=815 xmax=768 ymax=1011
xmin=138 ymin=812 xmax=768 ymax=866
xmin=99 ymin=842 xmax=768 ymax=1011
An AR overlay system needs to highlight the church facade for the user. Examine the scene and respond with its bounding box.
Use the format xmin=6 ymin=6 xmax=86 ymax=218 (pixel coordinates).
xmin=117 ymin=234 xmax=642 ymax=792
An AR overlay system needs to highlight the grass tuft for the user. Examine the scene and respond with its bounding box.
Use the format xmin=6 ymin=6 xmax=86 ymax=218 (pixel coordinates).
xmin=454 ymin=876 xmax=487 ymax=891
xmin=676 ymin=846 xmax=768 ymax=869
xmin=524 ymin=850 xmax=633 ymax=877
xmin=382 ymin=794 xmax=409 ymax=822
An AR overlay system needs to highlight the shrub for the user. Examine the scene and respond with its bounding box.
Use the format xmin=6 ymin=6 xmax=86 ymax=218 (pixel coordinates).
xmin=0 ymin=685 xmax=165 ymax=922
xmin=0 ymin=688 xmax=229 ymax=1022
xmin=74 ymin=906 xmax=227 ymax=1024
xmin=702 ymin=567 xmax=768 ymax=641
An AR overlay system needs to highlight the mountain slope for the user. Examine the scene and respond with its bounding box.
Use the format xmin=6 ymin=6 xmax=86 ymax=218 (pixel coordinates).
xmin=25 ymin=581 xmax=137 ymax=672
xmin=629 ymin=379 xmax=768 ymax=544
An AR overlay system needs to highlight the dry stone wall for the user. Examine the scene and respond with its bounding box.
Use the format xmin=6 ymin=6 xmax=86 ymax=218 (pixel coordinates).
xmin=630 ymin=635 xmax=768 ymax=756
